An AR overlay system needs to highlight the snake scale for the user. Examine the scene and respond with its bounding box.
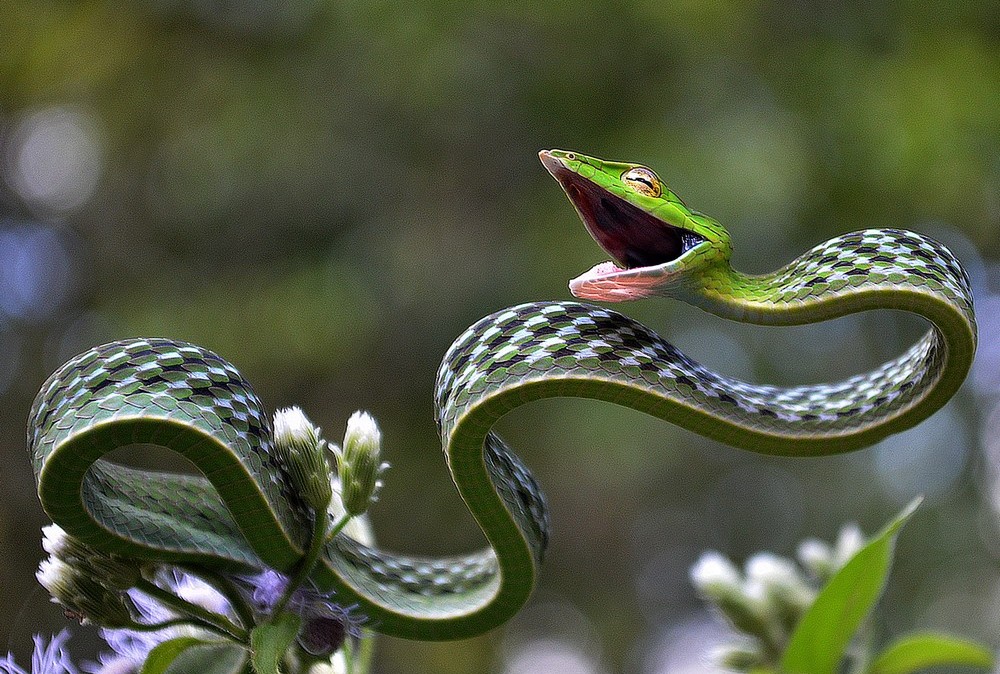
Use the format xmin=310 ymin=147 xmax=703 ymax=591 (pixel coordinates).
xmin=28 ymin=150 xmax=976 ymax=640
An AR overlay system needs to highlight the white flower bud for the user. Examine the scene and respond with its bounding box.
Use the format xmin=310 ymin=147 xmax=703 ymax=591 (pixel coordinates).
xmin=40 ymin=524 xmax=140 ymax=590
xmin=742 ymin=577 xmax=769 ymax=605
xmin=336 ymin=411 xmax=388 ymax=516
xmin=691 ymin=551 xmax=801 ymax=651
xmin=274 ymin=406 xmax=321 ymax=454
xmin=690 ymin=551 xmax=776 ymax=645
xmin=689 ymin=551 xmax=741 ymax=595
xmin=37 ymin=557 xmax=133 ymax=627
xmin=273 ymin=406 xmax=333 ymax=511
xmin=37 ymin=557 xmax=74 ymax=601
xmin=834 ymin=523 xmax=865 ymax=568
xmin=344 ymin=411 xmax=380 ymax=454
xmin=745 ymin=553 xmax=799 ymax=587
xmin=745 ymin=552 xmax=816 ymax=623
xmin=796 ymin=538 xmax=834 ymax=579
xmin=41 ymin=523 xmax=69 ymax=557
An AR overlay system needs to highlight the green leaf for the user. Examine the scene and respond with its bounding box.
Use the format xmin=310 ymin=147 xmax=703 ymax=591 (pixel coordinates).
xmin=867 ymin=632 xmax=995 ymax=674
xmin=163 ymin=643 xmax=248 ymax=674
xmin=780 ymin=497 xmax=922 ymax=674
xmin=140 ymin=637 xmax=212 ymax=674
xmin=250 ymin=613 xmax=302 ymax=674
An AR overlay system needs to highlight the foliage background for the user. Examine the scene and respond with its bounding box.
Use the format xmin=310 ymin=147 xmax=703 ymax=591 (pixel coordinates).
xmin=0 ymin=1 xmax=998 ymax=672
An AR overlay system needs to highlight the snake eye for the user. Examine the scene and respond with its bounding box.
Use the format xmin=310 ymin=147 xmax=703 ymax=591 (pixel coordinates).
xmin=621 ymin=167 xmax=662 ymax=198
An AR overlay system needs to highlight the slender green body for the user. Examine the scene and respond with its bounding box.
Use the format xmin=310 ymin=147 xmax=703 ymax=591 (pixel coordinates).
xmin=28 ymin=151 xmax=976 ymax=640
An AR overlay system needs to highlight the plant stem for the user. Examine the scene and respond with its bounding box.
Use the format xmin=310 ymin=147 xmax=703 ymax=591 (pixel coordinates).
xmin=179 ymin=564 xmax=257 ymax=629
xmin=342 ymin=638 xmax=355 ymax=674
xmin=126 ymin=617 xmax=202 ymax=632
xmin=274 ymin=509 xmax=333 ymax=615
xmin=135 ymin=577 xmax=248 ymax=641
xmin=355 ymin=631 xmax=376 ymax=674
xmin=326 ymin=514 xmax=352 ymax=544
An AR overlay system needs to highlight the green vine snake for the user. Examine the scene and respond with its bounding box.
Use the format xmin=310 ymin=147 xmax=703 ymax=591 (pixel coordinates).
xmin=29 ymin=150 xmax=977 ymax=640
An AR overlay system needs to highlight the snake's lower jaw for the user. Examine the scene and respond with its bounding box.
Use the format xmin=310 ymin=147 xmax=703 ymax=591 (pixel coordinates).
xmin=569 ymin=261 xmax=669 ymax=302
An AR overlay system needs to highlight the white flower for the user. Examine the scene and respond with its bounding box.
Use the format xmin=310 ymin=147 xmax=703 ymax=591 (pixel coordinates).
xmin=273 ymin=406 xmax=321 ymax=453
xmin=344 ymin=411 xmax=380 ymax=449
xmin=689 ymin=551 xmax=741 ymax=594
xmin=336 ymin=411 xmax=388 ymax=516
xmin=273 ymin=406 xmax=332 ymax=510
xmin=691 ymin=552 xmax=778 ymax=646
xmin=745 ymin=552 xmax=815 ymax=611
xmin=742 ymin=576 xmax=769 ymax=604
xmin=36 ymin=558 xmax=73 ymax=600
xmin=834 ymin=523 xmax=865 ymax=567
xmin=745 ymin=553 xmax=798 ymax=585
xmin=41 ymin=525 xmax=69 ymax=557
xmin=36 ymin=558 xmax=132 ymax=627
xmin=796 ymin=538 xmax=833 ymax=575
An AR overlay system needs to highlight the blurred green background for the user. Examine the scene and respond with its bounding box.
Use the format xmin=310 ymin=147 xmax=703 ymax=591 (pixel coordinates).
xmin=1 ymin=1 xmax=999 ymax=672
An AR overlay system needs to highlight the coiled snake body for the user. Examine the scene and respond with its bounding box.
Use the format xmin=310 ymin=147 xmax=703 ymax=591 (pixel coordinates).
xmin=29 ymin=150 xmax=976 ymax=639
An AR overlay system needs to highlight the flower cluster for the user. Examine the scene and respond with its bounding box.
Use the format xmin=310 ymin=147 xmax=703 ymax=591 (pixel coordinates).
xmin=93 ymin=570 xmax=233 ymax=673
xmin=5 ymin=568 xmax=366 ymax=674
xmin=13 ymin=407 xmax=385 ymax=674
xmin=273 ymin=407 xmax=389 ymax=519
xmin=246 ymin=570 xmax=366 ymax=657
xmin=36 ymin=525 xmax=140 ymax=628
xmin=689 ymin=523 xmax=865 ymax=671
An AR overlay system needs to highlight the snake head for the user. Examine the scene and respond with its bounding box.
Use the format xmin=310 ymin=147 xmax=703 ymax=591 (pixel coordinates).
xmin=540 ymin=149 xmax=730 ymax=302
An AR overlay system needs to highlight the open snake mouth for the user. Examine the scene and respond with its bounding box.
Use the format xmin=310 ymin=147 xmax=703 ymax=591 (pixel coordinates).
xmin=541 ymin=154 xmax=705 ymax=278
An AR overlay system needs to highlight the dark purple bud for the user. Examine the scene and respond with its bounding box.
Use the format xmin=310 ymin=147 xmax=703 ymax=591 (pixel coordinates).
xmin=297 ymin=616 xmax=347 ymax=656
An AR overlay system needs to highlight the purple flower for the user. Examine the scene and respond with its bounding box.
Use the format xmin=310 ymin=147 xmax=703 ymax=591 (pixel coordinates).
xmin=245 ymin=570 xmax=366 ymax=656
xmin=87 ymin=571 xmax=234 ymax=674
xmin=0 ymin=630 xmax=78 ymax=674
xmin=87 ymin=567 xmax=366 ymax=671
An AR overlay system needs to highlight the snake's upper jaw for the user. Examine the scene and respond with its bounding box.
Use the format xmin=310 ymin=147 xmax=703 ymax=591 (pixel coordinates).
xmin=540 ymin=149 xmax=707 ymax=302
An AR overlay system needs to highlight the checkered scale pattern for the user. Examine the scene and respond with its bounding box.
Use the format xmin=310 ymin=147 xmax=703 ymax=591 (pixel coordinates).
xmin=331 ymin=536 xmax=499 ymax=599
xmin=440 ymin=300 xmax=924 ymax=435
xmin=29 ymin=338 xmax=310 ymax=564
xmin=735 ymin=229 xmax=974 ymax=313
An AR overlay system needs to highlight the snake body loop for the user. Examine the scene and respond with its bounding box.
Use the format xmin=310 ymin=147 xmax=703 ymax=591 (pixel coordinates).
xmin=29 ymin=153 xmax=976 ymax=640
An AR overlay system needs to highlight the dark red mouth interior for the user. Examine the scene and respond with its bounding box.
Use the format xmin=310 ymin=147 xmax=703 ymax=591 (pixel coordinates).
xmin=552 ymin=165 xmax=700 ymax=269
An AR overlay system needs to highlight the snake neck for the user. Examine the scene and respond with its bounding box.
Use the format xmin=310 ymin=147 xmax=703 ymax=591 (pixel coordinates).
xmin=677 ymin=229 xmax=976 ymax=339
xmin=682 ymin=264 xmax=819 ymax=325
